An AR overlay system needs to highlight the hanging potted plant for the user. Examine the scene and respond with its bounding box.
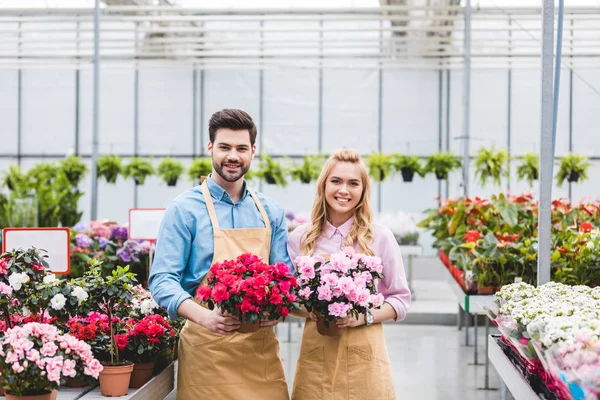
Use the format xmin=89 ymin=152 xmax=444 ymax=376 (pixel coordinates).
xmin=473 ymin=146 xmax=508 ymax=187
xmin=2 ymin=165 xmax=28 ymax=191
xmin=83 ymin=261 xmax=137 ymax=397
xmin=257 ymin=155 xmax=288 ymax=187
xmin=188 ymin=158 xmax=213 ymax=183
xmin=423 ymin=152 xmax=462 ymax=180
xmin=390 ymin=154 xmax=423 ymax=183
xmin=123 ymin=157 xmax=155 ymax=186
xmin=556 ymin=153 xmax=592 ymax=187
xmin=289 ymin=155 xmax=323 ymax=184
xmin=366 ymin=152 xmax=392 ymax=182
xmin=516 ymin=153 xmax=539 ymax=186
xmin=59 ymin=155 xmax=88 ymax=187
xmin=97 ymin=155 xmax=122 ymax=184
xmin=157 ymin=157 xmax=185 ymax=186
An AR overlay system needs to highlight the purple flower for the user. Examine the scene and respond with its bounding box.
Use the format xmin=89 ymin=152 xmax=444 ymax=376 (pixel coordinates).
xmin=72 ymin=222 xmax=86 ymax=232
xmin=285 ymin=211 xmax=295 ymax=221
xmin=117 ymin=249 xmax=132 ymax=263
xmin=110 ymin=226 xmax=129 ymax=241
xmin=98 ymin=237 xmax=109 ymax=249
xmin=75 ymin=234 xmax=92 ymax=248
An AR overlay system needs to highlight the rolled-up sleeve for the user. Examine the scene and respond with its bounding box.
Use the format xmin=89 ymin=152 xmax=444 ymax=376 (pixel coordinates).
xmin=269 ymin=207 xmax=293 ymax=271
xmin=377 ymin=228 xmax=411 ymax=322
xmin=149 ymin=202 xmax=193 ymax=321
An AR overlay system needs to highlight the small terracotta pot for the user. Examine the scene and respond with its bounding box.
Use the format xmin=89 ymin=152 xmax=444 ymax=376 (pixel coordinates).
xmin=237 ymin=317 xmax=260 ymax=334
xmin=129 ymin=362 xmax=155 ymax=388
xmin=316 ymin=318 xmax=344 ymax=337
xmin=5 ymin=392 xmax=53 ymax=400
xmin=99 ymin=363 xmax=134 ymax=397
xmin=477 ymin=285 xmax=495 ymax=295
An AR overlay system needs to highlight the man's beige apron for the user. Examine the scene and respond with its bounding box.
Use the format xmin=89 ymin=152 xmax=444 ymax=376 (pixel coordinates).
xmin=292 ymin=253 xmax=396 ymax=400
xmin=177 ymin=181 xmax=289 ymax=400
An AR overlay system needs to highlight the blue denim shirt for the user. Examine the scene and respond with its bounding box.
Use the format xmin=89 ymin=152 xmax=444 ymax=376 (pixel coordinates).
xmin=148 ymin=176 xmax=292 ymax=320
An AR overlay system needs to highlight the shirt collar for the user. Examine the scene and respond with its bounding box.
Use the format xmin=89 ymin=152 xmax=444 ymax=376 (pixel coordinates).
xmin=206 ymin=175 xmax=250 ymax=202
xmin=324 ymin=217 xmax=355 ymax=239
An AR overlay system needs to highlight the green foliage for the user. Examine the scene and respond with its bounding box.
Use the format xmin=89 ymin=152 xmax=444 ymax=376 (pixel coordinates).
xmin=257 ymin=155 xmax=288 ymax=187
xmin=188 ymin=158 xmax=213 ymax=182
xmin=423 ymin=152 xmax=462 ymax=180
xmin=555 ymin=153 xmax=591 ymax=187
xmin=59 ymin=155 xmax=88 ymax=186
xmin=390 ymin=154 xmax=424 ymax=179
xmin=97 ymin=155 xmax=122 ymax=184
xmin=516 ymin=153 xmax=539 ymax=187
xmin=366 ymin=152 xmax=393 ymax=182
xmin=157 ymin=157 xmax=185 ymax=186
xmin=123 ymin=157 xmax=155 ymax=185
xmin=473 ymin=147 xmax=508 ymax=187
xmin=289 ymin=155 xmax=323 ymax=184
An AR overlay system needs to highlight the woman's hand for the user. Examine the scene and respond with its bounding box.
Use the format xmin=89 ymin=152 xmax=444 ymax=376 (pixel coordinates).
xmin=335 ymin=313 xmax=365 ymax=328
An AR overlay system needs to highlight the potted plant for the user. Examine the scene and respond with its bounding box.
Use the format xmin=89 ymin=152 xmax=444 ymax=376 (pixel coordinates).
xmin=97 ymin=155 xmax=122 ymax=184
xmin=256 ymin=155 xmax=288 ymax=187
xmin=423 ymin=152 xmax=462 ymax=180
xmin=473 ymin=147 xmax=508 ymax=187
xmin=289 ymin=155 xmax=323 ymax=184
xmin=157 ymin=157 xmax=185 ymax=186
xmin=59 ymin=155 xmax=88 ymax=187
xmin=516 ymin=153 xmax=539 ymax=187
xmin=196 ymin=253 xmax=300 ymax=333
xmin=556 ymin=153 xmax=592 ymax=187
xmin=390 ymin=154 xmax=423 ymax=183
xmin=2 ymin=165 xmax=27 ymax=191
xmin=26 ymin=162 xmax=58 ymax=186
xmin=123 ymin=157 xmax=155 ymax=185
xmin=366 ymin=152 xmax=392 ymax=182
xmin=295 ymin=248 xmax=385 ymax=336
xmin=188 ymin=158 xmax=213 ymax=183
xmin=83 ymin=261 xmax=137 ymax=397
xmin=0 ymin=322 xmax=103 ymax=400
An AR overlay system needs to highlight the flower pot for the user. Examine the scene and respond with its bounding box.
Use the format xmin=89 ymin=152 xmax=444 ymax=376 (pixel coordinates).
xmin=379 ymin=170 xmax=386 ymax=181
xmin=316 ymin=318 xmax=344 ymax=337
xmin=435 ymin=171 xmax=448 ymax=180
xmin=99 ymin=363 xmax=134 ymax=397
xmin=567 ymin=171 xmax=580 ymax=183
xmin=66 ymin=377 xmax=90 ymax=388
xmin=265 ymin=175 xmax=276 ymax=185
xmin=400 ymin=168 xmax=414 ymax=182
xmin=166 ymin=178 xmax=178 ymax=186
xmin=129 ymin=362 xmax=155 ymax=389
xmin=532 ymin=170 xmax=538 ymax=180
xmin=237 ymin=317 xmax=260 ymax=334
xmin=5 ymin=392 xmax=53 ymax=400
xmin=477 ymin=285 xmax=495 ymax=295
xmin=300 ymin=177 xmax=311 ymax=184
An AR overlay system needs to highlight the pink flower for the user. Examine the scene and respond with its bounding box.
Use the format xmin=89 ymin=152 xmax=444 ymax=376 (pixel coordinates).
xmin=41 ymin=342 xmax=58 ymax=357
xmin=371 ymin=293 xmax=385 ymax=308
xmin=363 ymin=256 xmax=383 ymax=274
xmin=328 ymin=302 xmax=352 ymax=318
xmin=338 ymin=276 xmax=356 ymax=295
xmin=317 ymin=285 xmax=333 ymax=302
xmin=330 ymin=253 xmax=351 ymax=273
xmin=297 ymin=259 xmax=316 ymax=280
xmin=11 ymin=362 xmax=24 ymax=373
xmin=298 ymin=287 xmax=312 ymax=299
xmin=45 ymin=356 xmax=64 ymax=384
xmin=342 ymin=246 xmax=356 ymax=257
xmin=26 ymin=349 xmax=41 ymax=363
xmin=0 ymin=282 xmax=12 ymax=296
xmin=0 ymin=257 xmax=8 ymax=275
xmin=62 ymin=359 xmax=77 ymax=378
xmin=321 ymin=273 xmax=339 ymax=287
xmin=84 ymin=358 xmax=103 ymax=379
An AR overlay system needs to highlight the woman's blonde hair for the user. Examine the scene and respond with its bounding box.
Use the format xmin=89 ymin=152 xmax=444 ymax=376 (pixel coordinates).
xmin=300 ymin=148 xmax=374 ymax=256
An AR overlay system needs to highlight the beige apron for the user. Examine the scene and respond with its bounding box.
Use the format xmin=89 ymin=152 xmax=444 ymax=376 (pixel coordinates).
xmin=292 ymin=254 xmax=396 ymax=400
xmin=177 ymin=181 xmax=289 ymax=400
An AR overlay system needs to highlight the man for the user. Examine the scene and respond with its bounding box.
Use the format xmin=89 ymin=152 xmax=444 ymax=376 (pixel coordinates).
xmin=149 ymin=109 xmax=291 ymax=399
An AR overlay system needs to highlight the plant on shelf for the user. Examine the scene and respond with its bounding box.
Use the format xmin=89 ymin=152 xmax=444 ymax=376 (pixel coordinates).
xmin=516 ymin=153 xmax=539 ymax=187
xmin=97 ymin=155 xmax=122 ymax=184
xmin=188 ymin=158 xmax=213 ymax=182
xmin=555 ymin=153 xmax=592 ymax=187
xmin=390 ymin=154 xmax=423 ymax=183
xmin=256 ymin=155 xmax=288 ymax=187
xmin=366 ymin=152 xmax=393 ymax=182
xmin=123 ymin=157 xmax=155 ymax=185
xmin=423 ymin=152 xmax=462 ymax=180
xmin=59 ymin=155 xmax=88 ymax=187
xmin=289 ymin=155 xmax=323 ymax=184
xmin=473 ymin=146 xmax=508 ymax=187
xmin=157 ymin=157 xmax=185 ymax=186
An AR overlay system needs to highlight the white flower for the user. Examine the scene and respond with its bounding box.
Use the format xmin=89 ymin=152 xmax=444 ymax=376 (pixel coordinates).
xmin=43 ymin=274 xmax=59 ymax=286
xmin=8 ymin=272 xmax=30 ymax=291
xmin=587 ymin=241 xmax=595 ymax=250
xmin=71 ymin=286 xmax=89 ymax=305
xmin=140 ymin=299 xmax=158 ymax=316
xmin=50 ymin=293 xmax=67 ymax=310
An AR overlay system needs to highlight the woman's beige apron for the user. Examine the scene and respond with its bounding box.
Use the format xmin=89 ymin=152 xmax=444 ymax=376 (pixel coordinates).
xmin=177 ymin=181 xmax=289 ymax=400
xmin=292 ymin=254 xmax=396 ymax=400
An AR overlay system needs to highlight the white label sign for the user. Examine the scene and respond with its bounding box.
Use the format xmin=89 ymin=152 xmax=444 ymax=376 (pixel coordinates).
xmin=2 ymin=228 xmax=71 ymax=274
xmin=128 ymin=208 xmax=166 ymax=241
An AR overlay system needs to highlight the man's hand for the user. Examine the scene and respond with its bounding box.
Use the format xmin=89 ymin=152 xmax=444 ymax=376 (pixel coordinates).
xmin=201 ymin=308 xmax=240 ymax=335
xmin=260 ymin=318 xmax=279 ymax=328
xmin=335 ymin=313 xmax=365 ymax=328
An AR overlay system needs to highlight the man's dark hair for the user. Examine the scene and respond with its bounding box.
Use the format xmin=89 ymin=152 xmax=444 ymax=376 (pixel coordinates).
xmin=208 ymin=109 xmax=257 ymax=145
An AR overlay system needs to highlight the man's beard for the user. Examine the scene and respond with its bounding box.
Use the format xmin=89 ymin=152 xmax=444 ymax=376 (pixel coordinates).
xmin=213 ymin=159 xmax=250 ymax=183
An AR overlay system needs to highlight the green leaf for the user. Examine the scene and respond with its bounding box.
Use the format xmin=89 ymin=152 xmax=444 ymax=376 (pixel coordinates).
xmin=551 ymin=250 xmax=561 ymax=262
xmin=448 ymin=208 xmax=464 ymax=235
xmin=497 ymin=201 xmax=518 ymax=227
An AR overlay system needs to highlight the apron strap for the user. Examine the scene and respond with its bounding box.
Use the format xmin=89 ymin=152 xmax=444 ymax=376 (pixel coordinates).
xmin=201 ymin=180 xmax=220 ymax=231
xmin=247 ymin=187 xmax=272 ymax=231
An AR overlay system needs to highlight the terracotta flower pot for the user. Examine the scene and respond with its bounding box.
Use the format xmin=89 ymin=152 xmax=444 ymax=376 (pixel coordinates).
xmin=237 ymin=316 xmax=260 ymax=334
xmin=99 ymin=363 xmax=134 ymax=397
xmin=316 ymin=318 xmax=344 ymax=337
xmin=5 ymin=392 xmax=53 ymax=400
xmin=477 ymin=285 xmax=495 ymax=295
xmin=129 ymin=362 xmax=155 ymax=389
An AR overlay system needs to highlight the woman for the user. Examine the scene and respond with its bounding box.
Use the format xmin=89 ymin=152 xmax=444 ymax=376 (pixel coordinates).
xmin=287 ymin=148 xmax=411 ymax=400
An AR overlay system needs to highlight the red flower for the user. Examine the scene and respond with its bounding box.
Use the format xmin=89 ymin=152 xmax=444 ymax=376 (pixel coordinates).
xmin=115 ymin=334 xmax=129 ymax=351
xmin=579 ymin=222 xmax=593 ymax=233
xmin=495 ymin=233 xmax=519 ymax=242
xmin=463 ymin=230 xmax=482 ymax=243
xmin=212 ymin=283 xmax=230 ymax=303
